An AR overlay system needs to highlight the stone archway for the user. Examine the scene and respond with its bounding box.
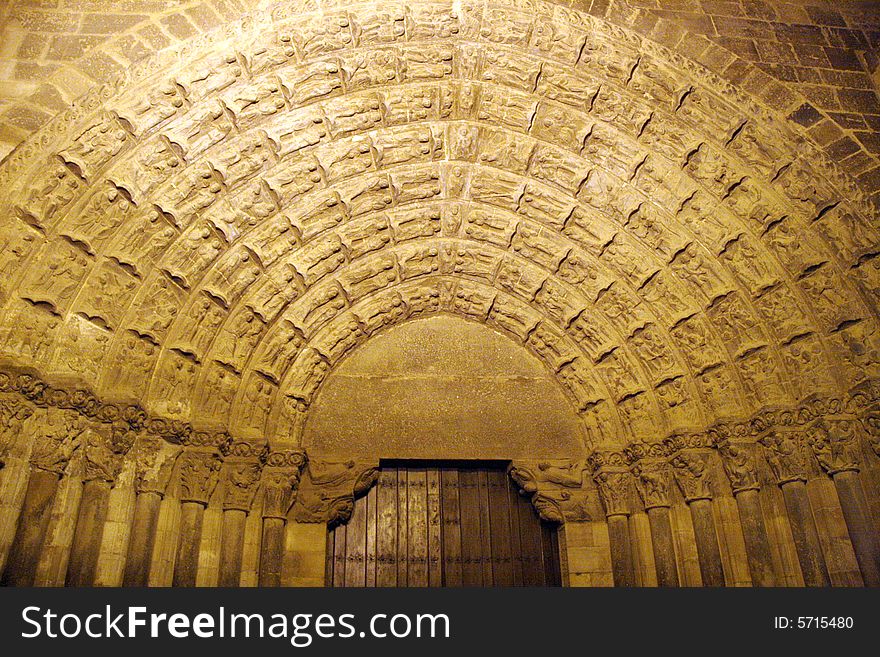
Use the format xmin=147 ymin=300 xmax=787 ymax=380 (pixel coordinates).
xmin=0 ymin=0 xmax=878 ymax=588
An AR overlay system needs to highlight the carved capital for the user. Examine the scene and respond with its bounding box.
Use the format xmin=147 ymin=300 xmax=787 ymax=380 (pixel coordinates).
xmin=670 ymin=451 xmax=713 ymax=502
xmin=29 ymin=409 xmax=86 ymax=474
xmin=592 ymin=469 xmax=632 ymax=517
xmin=508 ymin=460 xmax=591 ymax=523
xmin=0 ymin=396 xmax=35 ymax=465
xmin=760 ymin=429 xmax=809 ymax=484
xmin=261 ymin=468 xmax=303 ymax=520
xmin=807 ymin=419 xmax=861 ymax=476
xmin=131 ymin=436 xmax=180 ymax=496
xmin=80 ymin=423 xmax=135 ymax=484
xmin=862 ymin=410 xmax=880 ymax=459
xmin=223 ymin=459 xmax=264 ymax=512
xmin=176 ymin=450 xmax=223 ymax=505
xmin=292 ymin=458 xmax=378 ymax=525
xmin=631 ymin=460 xmax=672 ymax=509
xmin=717 ymin=442 xmax=761 ymax=494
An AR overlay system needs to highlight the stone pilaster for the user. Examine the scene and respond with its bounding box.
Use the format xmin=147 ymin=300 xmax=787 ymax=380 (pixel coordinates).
xmin=761 ymin=429 xmax=831 ymax=586
xmin=807 ymin=419 xmax=880 ymax=586
xmin=122 ymin=436 xmax=180 ymax=586
xmin=717 ymin=441 xmax=777 ymax=586
xmin=218 ymin=444 xmax=265 ymax=587
xmin=172 ymin=448 xmax=224 ymax=587
xmin=1 ymin=408 xmax=85 ymax=586
xmin=259 ymin=449 xmax=307 ymax=587
xmin=631 ymin=459 xmax=679 ymax=587
xmin=592 ymin=468 xmax=636 ymax=587
xmin=66 ymin=421 xmax=135 ymax=586
xmin=670 ymin=451 xmax=725 ymax=586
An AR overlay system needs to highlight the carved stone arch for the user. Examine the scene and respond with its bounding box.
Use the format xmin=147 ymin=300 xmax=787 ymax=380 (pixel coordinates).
xmin=0 ymin=0 xmax=877 ymax=456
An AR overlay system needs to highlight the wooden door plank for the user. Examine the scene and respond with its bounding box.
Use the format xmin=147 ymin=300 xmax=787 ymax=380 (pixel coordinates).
xmin=507 ymin=478 xmax=525 ymax=586
xmin=518 ymin=493 xmax=546 ymax=586
xmin=488 ymin=469 xmax=513 ymax=586
xmin=332 ymin=519 xmax=347 ymax=588
xmin=440 ymin=468 xmax=462 ymax=587
xmin=343 ymin=486 xmax=367 ymax=587
xmin=376 ymin=468 xmax=398 ymax=586
xmin=477 ymin=469 xmax=493 ymax=585
xmin=396 ymin=467 xmax=409 ymax=586
xmin=407 ymin=467 xmax=429 ymax=586
xmin=325 ymin=528 xmax=335 ymax=586
xmin=458 ymin=468 xmax=483 ymax=585
xmin=426 ymin=468 xmax=443 ymax=587
xmin=365 ymin=484 xmax=377 ymax=587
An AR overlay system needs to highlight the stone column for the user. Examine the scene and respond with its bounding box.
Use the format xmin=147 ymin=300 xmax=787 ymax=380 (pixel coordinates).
xmin=671 ymin=451 xmax=725 ymax=586
xmin=218 ymin=453 xmax=263 ymax=587
xmin=172 ymin=450 xmax=223 ymax=587
xmin=66 ymin=423 xmax=136 ymax=586
xmin=761 ymin=429 xmax=831 ymax=587
xmin=593 ymin=469 xmax=635 ymax=587
xmin=0 ymin=397 xmax=36 ymax=574
xmin=808 ymin=420 xmax=880 ymax=587
xmin=632 ymin=461 xmax=679 ymax=587
xmin=1 ymin=409 xmax=84 ymax=586
xmin=258 ymin=465 xmax=301 ymax=586
xmin=122 ymin=436 xmax=179 ymax=586
xmin=717 ymin=442 xmax=777 ymax=586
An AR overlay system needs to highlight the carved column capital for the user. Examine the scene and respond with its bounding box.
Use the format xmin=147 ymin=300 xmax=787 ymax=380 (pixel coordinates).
xmin=717 ymin=441 xmax=761 ymax=494
xmin=0 ymin=395 xmax=35 ymax=466
xmin=631 ymin=460 xmax=672 ymax=509
xmin=176 ymin=450 xmax=223 ymax=505
xmin=29 ymin=408 xmax=86 ymax=474
xmin=131 ymin=436 xmax=181 ymax=496
xmin=508 ymin=459 xmax=591 ymax=524
xmin=592 ymin=468 xmax=632 ymax=517
xmin=261 ymin=468 xmax=302 ymax=520
xmin=80 ymin=423 xmax=134 ymax=484
xmin=258 ymin=448 xmax=307 ymax=519
xmin=292 ymin=458 xmax=378 ymax=525
xmin=760 ymin=429 xmax=809 ymax=484
xmin=807 ymin=419 xmax=861 ymax=476
xmin=862 ymin=410 xmax=880 ymax=459
xmin=223 ymin=458 xmax=265 ymax=513
xmin=670 ymin=451 xmax=713 ymax=502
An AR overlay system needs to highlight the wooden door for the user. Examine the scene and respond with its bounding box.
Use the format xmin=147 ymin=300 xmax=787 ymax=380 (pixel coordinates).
xmin=326 ymin=462 xmax=561 ymax=587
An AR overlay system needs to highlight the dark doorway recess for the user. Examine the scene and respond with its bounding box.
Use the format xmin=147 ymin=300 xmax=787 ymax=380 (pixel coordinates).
xmin=326 ymin=460 xmax=561 ymax=587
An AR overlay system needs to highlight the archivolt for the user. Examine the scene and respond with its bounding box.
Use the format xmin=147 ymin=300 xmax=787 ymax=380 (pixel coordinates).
xmin=0 ymin=0 xmax=877 ymax=450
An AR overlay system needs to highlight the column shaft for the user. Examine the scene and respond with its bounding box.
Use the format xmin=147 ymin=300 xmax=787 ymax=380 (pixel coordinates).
xmin=122 ymin=491 xmax=162 ymax=586
xmin=733 ymin=489 xmax=777 ymax=587
xmin=646 ymin=506 xmax=679 ymax=587
xmin=832 ymin=471 xmax=880 ymax=587
xmin=606 ymin=514 xmax=635 ymax=587
xmin=218 ymin=509 xmax=247 ymax=587
xmin=258 ymin=517 xmax=286 ymax=587
xmin=780 ymin=480 xmax=831 ymax=587
xmin=688 ymin=499 xmax=725 ymax=586
xmin=1 ymin=470 xmax=59 ymax=586
xmin=172 ymin=501 xmax=205 ymax=587
xmin=65 ymin=479 xmax=111 ymax=586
